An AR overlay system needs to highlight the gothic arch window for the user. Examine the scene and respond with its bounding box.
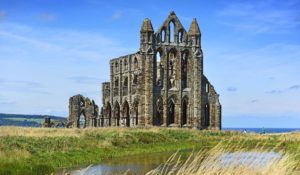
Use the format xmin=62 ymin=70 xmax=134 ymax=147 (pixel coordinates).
xmin=114 ymin=77 xmax=119 ymax=96
xmin=168 ymin=50 xmax=176 ymax=88
xmin=204 ymin=104 xmax=210 ymax=127
xmin=114 ymin=102 xmax=120 ymax=126
xmin=133 ymin=101 xmax=139 ymax=125
xmin=132 ymin=74 xmax=138 ymax=85
xmin=154 ymin=98 xmax=163 ymax=126
xmin=178 ymin=30 xmax=183 ymax=43
xmin=122 ymin=101 xmax=130 ymax=127
xmin=167 ymin=99 xmax=175 ymax=126
xmin=134 ymin=57 xmax=138 ymax=69
xmin=206 ymin=83 xmax=209 ymax=93
xmin=156 ymin=51 xmax=162 ymax=86
xmin=106 ymin=102 xmax=112 ymax=126
xmin=123 ymin=76 xmax=128 ymax=96
xmin=182 ymin=52 xmax=188 ymax=89
xmin=115 ymin=62 xmax=119 ymax=72
xmin=124 ymin=59 xmax=128 ymax=70
xmin=169 ymin=21 xmax=175 ymax=43
xmin=161 ymin=28 xmax=166 ymax=43
xmin=181 ymin=98 xmax=188 ymax=126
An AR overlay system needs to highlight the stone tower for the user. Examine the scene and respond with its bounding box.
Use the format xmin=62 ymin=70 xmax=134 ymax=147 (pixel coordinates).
xmin=100 ymin=11 xmax=221 ymax=130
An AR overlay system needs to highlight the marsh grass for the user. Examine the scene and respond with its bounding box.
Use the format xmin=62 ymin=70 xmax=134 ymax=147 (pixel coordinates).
xmin=0 ymin=127 xmax=299 ymax=175
xmin=146 ymin=140 xmax=300 ymax=175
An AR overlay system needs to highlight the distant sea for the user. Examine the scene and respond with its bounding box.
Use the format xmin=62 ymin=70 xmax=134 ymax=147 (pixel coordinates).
xmin=223 ymin=128 xmax=300 ymax=133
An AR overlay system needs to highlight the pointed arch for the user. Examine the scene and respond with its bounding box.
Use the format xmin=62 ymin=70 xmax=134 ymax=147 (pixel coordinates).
xmin=168 ymin=48 xmax=177 ymax=88
xmin=134 ymin=57 xmax=138 ymax=69
xmin=178 ymin=29 xmax=183 ymax=43
xmin=123 ymin=76 xmax=128 ymax=96
xmin=204 ymin=104 xmax=210 ymax=127
xmin=153 ymin=97 xmax=163 ymax=126
xmin=169 ymin=20 xmax=175 ymax=43
xmin=133 ymin=100 xmax=139 ymax=125
xmin=122 ymin=101 xmax=130 ymax=127
xmin=161 ymin=28 xmax=166 ymax=43
xmin=106 ymin=102 xmax=112 ymax=126
xmin=181 ymin=50 xmax=189 ymax=89
xmin=167 ymin=95 xmax=177 ymax=126
xmin=114 ymin=101 xmax=120 ymax=126
xmin=181 ymin=96 xmax=188 ymax=126
xmin=167 ymin=98 xmax=175 ymax=126
xmin=156 ymin=48 xmax=163 ymax=87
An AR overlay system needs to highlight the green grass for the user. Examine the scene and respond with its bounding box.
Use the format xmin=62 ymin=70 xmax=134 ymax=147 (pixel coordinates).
xmin=2 ymin=118 xmax=45 ymax=124
xmin=0 ymin=127 xmax=299 ymax=175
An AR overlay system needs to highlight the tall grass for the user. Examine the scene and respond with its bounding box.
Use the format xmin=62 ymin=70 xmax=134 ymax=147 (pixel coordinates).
xmin=0 ymin=127 xmax=299 ymax=175
xmin=146 ymin=140 xmax=300 ymax=175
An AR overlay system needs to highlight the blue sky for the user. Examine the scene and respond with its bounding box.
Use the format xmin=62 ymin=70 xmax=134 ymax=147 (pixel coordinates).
xmin=0 ymin=0 xmax=300 ymax=128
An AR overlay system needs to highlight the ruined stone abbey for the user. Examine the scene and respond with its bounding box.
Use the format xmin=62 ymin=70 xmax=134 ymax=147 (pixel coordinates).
xmin=68 ymin=12 xmax=221 ymax=130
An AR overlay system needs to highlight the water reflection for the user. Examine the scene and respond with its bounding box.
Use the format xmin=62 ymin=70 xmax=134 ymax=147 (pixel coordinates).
xmin=71 ymin=151 xmax=177 ymax=175
xmin=220 ymin=151 xmax=282 ymax=168
xmin=71 ymin=151 xmax=282 ymax=175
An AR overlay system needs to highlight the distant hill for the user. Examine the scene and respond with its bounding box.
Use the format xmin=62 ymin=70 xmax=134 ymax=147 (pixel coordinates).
xmin=0 ymin=113 xmax=67 ymax=127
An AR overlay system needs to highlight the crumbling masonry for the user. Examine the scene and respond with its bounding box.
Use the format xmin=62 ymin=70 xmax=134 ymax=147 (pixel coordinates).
xmin=68 ymin=12 xmax=221 ymax=130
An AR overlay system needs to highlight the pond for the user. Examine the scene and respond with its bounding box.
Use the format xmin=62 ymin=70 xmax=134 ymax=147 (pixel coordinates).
xmin=70 ymin=151 xmax=178 ymax=175
xmin=70 ymin=151 xmax=282 ymax=175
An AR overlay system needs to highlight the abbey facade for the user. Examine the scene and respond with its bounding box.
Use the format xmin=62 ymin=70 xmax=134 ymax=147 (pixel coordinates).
xmin=99 ymin=12 xmax=221 ymax=130
xmin=68 ymin=12 xmax=221 ymax=130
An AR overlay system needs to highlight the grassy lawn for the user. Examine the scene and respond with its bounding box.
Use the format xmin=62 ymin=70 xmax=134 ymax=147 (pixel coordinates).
xmin=0 ymin=127 xmax=299 ymax=175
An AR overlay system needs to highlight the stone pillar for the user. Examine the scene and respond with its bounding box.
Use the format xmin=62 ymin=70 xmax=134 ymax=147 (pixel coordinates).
xmin=162 ymin=51 xmax=168 ymax=127
xmin=144 ymin=52 xmax=154 ymax=126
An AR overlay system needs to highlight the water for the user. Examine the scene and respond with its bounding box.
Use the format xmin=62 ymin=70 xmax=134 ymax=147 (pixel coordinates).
xmin=70 ymin=151 xmax=178 ymax=175
xmin=223 ymin=128 xmax=300 ymax=133
xmin=220 ymin=151 xmax=282 ymax=168
xmin=70 ymin=151 xmax=282 ymax=175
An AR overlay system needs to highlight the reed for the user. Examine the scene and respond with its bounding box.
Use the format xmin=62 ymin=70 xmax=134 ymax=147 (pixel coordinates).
xmin=146 ymin=140 xmax=300 ymax=175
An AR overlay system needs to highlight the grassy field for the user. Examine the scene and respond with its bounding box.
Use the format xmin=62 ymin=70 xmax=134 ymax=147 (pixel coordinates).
xmin=0 ymin=127 xmax=299 ymax=175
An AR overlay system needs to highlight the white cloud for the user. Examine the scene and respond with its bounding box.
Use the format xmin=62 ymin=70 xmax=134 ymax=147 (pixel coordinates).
xmin=218 ymin=0 xmax=300 ymax=34
xmin=205 ymin=42 xmax=300 ymax=117
xmin=0 ymin=21 xmax=135 ymax=116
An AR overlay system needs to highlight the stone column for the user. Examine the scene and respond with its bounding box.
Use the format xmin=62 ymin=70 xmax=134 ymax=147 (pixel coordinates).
xmin=144 ymin=52 xmax=154 ymax=126
xmin=162 ymin=51 xmax=168 ymax=127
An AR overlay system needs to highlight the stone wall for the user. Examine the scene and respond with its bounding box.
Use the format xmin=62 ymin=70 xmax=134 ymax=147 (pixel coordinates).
xmin=99 ymin=11 xmax=222 ymax=130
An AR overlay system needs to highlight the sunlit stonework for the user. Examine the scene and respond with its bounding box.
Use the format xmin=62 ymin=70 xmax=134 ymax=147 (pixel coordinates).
xmin=69 ymin=11 xmax=221 ymax=130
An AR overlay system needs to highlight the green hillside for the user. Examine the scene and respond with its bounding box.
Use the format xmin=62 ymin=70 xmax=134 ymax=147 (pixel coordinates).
xmin=0 ymin=113 xmax=67 ymax=127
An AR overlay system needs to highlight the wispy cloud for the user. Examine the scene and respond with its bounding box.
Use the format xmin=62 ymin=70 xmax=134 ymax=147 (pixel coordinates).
xmin=0 ymin=10 xmax=6 ymax=20
xmin=218 ymin=0 xmax=300 ymax=34
xmin=110 ymin=8 xmax=142 ymax=20
xmin=266 ymin=84 xmax=299 ymax=94
xmin=288 ymin=85 xmax=300 ymax=90
xmin=0 ymin=78 xmax=49 ymax=94
xmin=250 ymin=99 xmax=258 ymax=103
xmin=68 ymin=76 xmax=104 ymax=85
xmin=111 ymin=10 xmax=123 ymax=20
xmin=227 ymin=87 xmax=237 ymax=92
xmin=38 ymin=13 xmax=57 ymax=22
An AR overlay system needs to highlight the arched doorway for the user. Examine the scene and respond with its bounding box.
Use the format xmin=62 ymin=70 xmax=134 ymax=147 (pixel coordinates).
xmin=123 ymin=101 xmax=130 ymax=127
xmin=167 ymin=99 xmax=175 ymax=126
xmin=106 ymin=102 xmax=112 ymax=126
xmin=153 ymin=98 xmax=163 ymax=126
xmin=181 ymin=98 xmax=188 ymax=126
xmin=114 ymin=102 xmax=120 ymax=126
